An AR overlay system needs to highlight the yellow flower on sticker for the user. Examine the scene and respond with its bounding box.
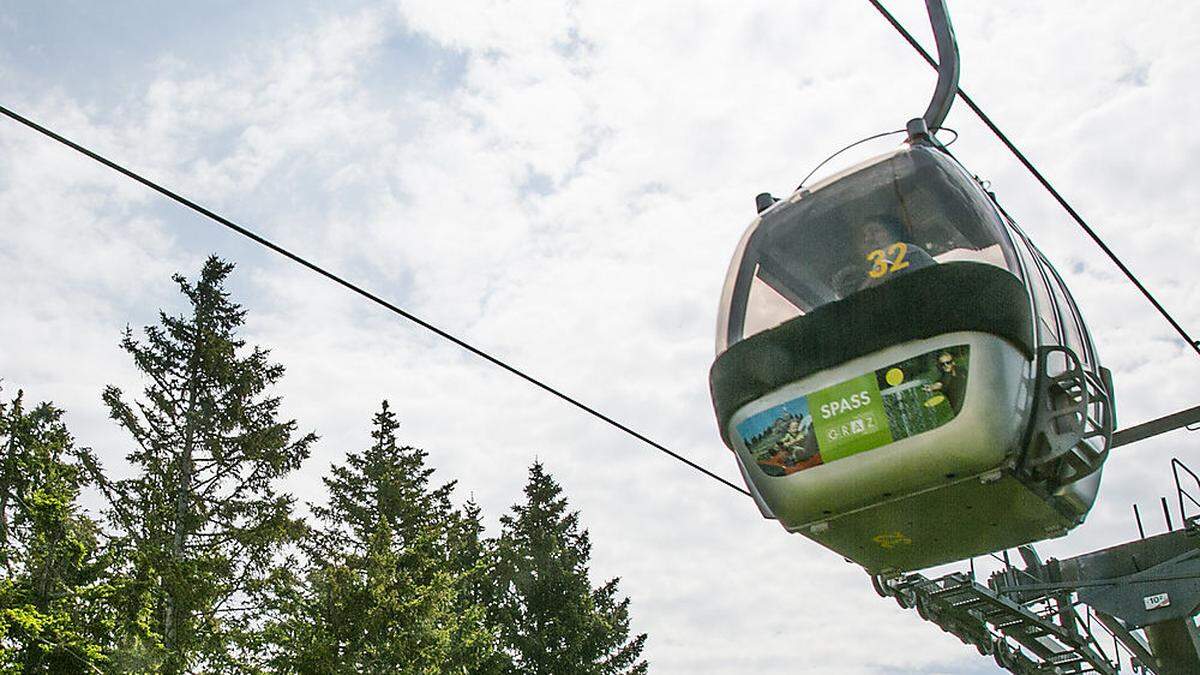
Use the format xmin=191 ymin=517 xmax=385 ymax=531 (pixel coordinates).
xmin=884 ymin=368 xmax=904 ymax=387
xmin=872 ymin=531 xmax=912 ymax=549
xmin=924 ymin=394 xmax=946 ymax=408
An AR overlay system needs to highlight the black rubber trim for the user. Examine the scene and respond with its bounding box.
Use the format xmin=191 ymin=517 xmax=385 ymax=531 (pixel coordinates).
xmin=710 ymin=262 xmax=1034 ymax=448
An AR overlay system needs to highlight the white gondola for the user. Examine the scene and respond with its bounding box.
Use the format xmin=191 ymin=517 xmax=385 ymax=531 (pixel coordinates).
xmin=708 ymin=1 xmax=1113 ymax=573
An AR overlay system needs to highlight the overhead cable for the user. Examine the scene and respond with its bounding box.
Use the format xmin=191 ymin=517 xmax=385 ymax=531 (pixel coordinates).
xmin=0 ymin=103 xmax=751 ymax=498
xmin=866 ymin=0 xmax=1200 ymax=358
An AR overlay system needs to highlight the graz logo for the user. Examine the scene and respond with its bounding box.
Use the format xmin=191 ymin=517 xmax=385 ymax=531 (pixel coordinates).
xmin=824 ymin=414 xmax=878 ymax=441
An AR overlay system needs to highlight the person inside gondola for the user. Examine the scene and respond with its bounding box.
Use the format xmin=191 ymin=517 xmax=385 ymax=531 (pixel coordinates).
xmin=833 ymin=215 xmax=935 ymax=298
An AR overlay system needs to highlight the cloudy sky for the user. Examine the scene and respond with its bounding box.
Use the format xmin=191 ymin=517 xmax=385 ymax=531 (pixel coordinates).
xmin=3 ymin=1 xmax=1200 ymax=672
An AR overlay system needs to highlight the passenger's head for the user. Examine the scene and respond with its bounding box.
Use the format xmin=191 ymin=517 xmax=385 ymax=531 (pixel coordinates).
xmin=857 ymin=215 xmax=906 ymax=253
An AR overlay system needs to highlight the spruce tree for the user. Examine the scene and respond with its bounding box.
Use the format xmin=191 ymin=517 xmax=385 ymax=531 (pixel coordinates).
xmin=494 ymin=462 xmax=647 ymax=675
xmin=0 ymin=389 xmax=114 ymax=672
xmin=311 ymin=400 xmax=455 ymax=550
xmin=94 ymin=256 xmax=315 ymax=672
xmin=264 ymin=401 xmax=505 ymax=673
xmin=446 ymin=497 xmax=492 ymax=612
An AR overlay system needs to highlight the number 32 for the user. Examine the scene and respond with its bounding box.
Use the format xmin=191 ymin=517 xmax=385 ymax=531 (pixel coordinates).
xmin=866 ymin=243 xmax=909 ymax=279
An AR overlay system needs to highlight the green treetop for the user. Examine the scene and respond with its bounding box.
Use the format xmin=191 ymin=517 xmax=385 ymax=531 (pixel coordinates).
xmin=0 ymin=389 xmax=115 ymax=673
xmin=95 ymin=256 xmax=316 ymax=673
xmin=264 ymin=401 xmax=506 ymax=673
xmin=311 ymin=401 xmax=455 ymax=551
xmin=493 ymin=462 xmax=647 ymax=675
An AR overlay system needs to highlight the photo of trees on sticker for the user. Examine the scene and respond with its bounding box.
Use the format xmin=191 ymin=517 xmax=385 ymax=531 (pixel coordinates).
xmin=876 ymin=345 xmax=969 ymax=441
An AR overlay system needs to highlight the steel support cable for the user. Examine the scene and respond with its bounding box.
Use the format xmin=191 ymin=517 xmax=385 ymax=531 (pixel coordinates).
xmin=0 ymin=103 xmax=751 ymax=498
xmin=867 ymin=0 xmax=1200 ymax=358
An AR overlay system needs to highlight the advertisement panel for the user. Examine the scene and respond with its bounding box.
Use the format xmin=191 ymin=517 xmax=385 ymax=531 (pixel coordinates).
xmin=735 ymin=345 xmax=969 ymax=477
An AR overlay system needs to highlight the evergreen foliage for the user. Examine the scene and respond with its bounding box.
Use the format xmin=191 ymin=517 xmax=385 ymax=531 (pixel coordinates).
xmin=0 ymin=389 xmax=114 ymax=673
xmin=264 ymin=402 xmax=507 ymax=673
xmin=1 ymin=254 xmax=651 ymax=672
xmin=493 ymin=462 xmax=647 ymax=675
xmin=92 ymin=256 xmax=316 ymax=672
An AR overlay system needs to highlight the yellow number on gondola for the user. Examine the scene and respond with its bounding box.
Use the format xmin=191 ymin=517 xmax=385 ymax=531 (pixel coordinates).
xmin=866 ymin=243 xmax=910 ymax=278
xmin=888 ymin=242 xmax=909 ymax=272
xmin=866 ymin=249 xmax=888 ymax=278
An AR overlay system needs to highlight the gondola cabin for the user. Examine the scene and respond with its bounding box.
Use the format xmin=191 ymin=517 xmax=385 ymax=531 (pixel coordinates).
xmin=709 ymin=135 xmax=1114 ymax=573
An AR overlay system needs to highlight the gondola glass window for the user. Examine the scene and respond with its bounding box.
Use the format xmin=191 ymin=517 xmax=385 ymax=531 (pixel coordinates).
xmin=717 ymin=146 xmax=1023 ymax=352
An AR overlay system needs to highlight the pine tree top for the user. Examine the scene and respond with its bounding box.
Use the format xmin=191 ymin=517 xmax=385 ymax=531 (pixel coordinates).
xmin=312 ymin=400 xmax=457 ymax=556
xmin=495 ymin=462 xmax=648 ymax=674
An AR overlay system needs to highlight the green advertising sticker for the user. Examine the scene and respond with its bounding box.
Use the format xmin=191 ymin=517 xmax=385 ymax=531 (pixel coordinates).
xmin=736 ymin=345 xmax=969 ymax=477
xmin=808 ymin=372 xmax=892 ymax=462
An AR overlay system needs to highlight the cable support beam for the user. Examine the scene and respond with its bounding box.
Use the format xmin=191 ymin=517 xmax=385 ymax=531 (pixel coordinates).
xmin=1113 ymin=405 xmax=1200 ymax=448
xmin=867 ymin=0 xmax=1200 ymax=359
xmin=0 ymin=103 xmax=751 ymax=499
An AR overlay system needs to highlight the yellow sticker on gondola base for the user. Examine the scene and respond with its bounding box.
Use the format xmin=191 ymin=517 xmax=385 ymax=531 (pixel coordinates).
xmin=884 ymin=368 xmax=904 ymax=387
xmin=873 ymin=531 xmax=912 ymax=549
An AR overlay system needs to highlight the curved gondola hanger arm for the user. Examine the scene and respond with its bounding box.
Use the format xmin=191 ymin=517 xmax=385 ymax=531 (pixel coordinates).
xmin=791 ymin=0 xmax=959 ymax=195
xmin=921 ymin=0 xmax=960 ymax=132
xmin=908 ymin=0 xmax=960 ymax=142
